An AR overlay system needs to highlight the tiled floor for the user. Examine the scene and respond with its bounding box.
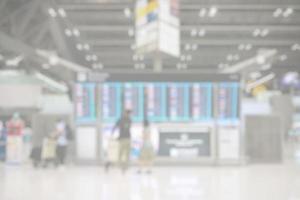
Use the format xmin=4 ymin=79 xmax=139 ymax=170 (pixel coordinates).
xmin=0 ymin=161 xmax=300 ymax=200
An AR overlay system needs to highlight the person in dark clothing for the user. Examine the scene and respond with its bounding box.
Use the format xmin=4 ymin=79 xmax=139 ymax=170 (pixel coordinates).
xmin=55 ymin=119 xmax=69 ymax=167
xmin=112 ymin=109 xmax=132 ymax=173
xmin=30 ymin=146 xmax=42 ymax=168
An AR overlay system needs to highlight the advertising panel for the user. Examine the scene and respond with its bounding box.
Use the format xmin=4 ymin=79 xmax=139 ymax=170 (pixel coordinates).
xmin=158 ymin=131 xmax=211 ymax=158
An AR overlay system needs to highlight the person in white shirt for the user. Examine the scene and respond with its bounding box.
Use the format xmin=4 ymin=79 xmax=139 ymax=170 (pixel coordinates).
xmin=55 ymin=119 xmax=68 ymax=166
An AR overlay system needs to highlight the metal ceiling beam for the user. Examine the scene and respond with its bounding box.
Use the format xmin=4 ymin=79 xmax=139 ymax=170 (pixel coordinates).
xmin=76 ymin=25 xmax=300 ymax=32
xmin=0 ymin=1 xmax=35 ymax=27
xmin=0 ymin=0 xmax=9 ymax=16
xmin=0 ymin=31 xmax=89 ymax=72
xmin=87 ymin=39 xmax=298 ymax=47
xmin=32 ymin=23 xmax=50 ymax=47
xmin=18 ymin=0 xmax=41 ymax=38
xmin=40 ymin=1 xmax=74 ymax=61
xmin=60 ymin=3 xmax=300 ymax=10
xmin=181 ymin=4 xmax=300 ymax=10
xmin=222 ymin=49 xmax=277 ymax=74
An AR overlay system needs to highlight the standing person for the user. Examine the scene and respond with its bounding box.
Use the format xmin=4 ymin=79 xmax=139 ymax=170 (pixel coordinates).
xmin=6 ymin=112 xmax=25 ymax=164
xmin=0 ymin=121 xmax=6 ymax=161
xmin=112 ymin=110 xmax=132 ymax=173
xmin=55 ymin=119 xmax=69 ymax=167
xmin=138 ymin=120 xmax=155 ymax=174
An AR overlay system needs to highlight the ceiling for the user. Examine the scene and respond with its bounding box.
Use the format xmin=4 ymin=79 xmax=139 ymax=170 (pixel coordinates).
xmin=0 ymin=0 xmax=299 ymax=84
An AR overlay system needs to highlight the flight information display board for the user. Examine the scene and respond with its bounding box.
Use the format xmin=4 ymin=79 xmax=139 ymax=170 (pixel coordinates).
xmin=190 ymin=83 xmax=213 ymax=120
xmin=102 ymin=83 xmax=122 ymax=122
xmin=75 ymin=83 xmax=97 ymax=123
xmin=144 ymin=83 xmax=167 ymax=122
xmin=217 ymin=83 xmax=239 ymax=120
xmin=167 ymin=83 xmax=189 ymax=121
xmin=123 ymin=83 xmax=144 ymax=122
xmin=97 ymin=81 xmax=240 ymax=123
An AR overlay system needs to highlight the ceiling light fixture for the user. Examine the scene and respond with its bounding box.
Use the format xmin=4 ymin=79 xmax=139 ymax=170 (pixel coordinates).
xmin=185 ymin=44 xmax=191 ymax=51
xmin=133 ymin=54 xmax=138 ymax=61
xmin=238 ymin=44 xmax=245 ymax=50
xmin=198 ymin=29 xmax=206 ymax=37
xmin=73 ymin=28 xmax=80 ymax=37
xmin=253 ymin=29 xmax=261 ymax=37
xmin=279 ymin=54 xmax=287 ymax=61
xmin=48 ymin=8 xmax=57 ymax=17
xmin=261 ymin=29 xmax=269 ymax=37
xmin=92 ymin=63 xmax=103 ymax=69
xmin=85 ymin=55 xmax=92 ymax=61
xmin=291 ymin=44 xmax=300 ymax=51
xmin=180 ymin=55 xmax=186 ymax=61
xmin=49 ymin=55 xmax=59 ymax=66
xmin=245 ymin=44 xmax=252 ymax=50
xmin=128 ymin=28 xmax=135 ymax=37
xmin=91 ymin=55 xmax=98 ymax=61
xmin=58 ymin=8 xmax=66 ymax=18
xmin=186 ymin=55 xmax=192 ymax=61
xmin=250 ymin=71 xmax=262 ymax=80
xmin=273 ymin=8 xmax=282 ymax=18
xmin=83 ymin=44 xmax=90 ymax=51
xmin=124 ymin=8 xmax=131 ymax=18
xmin=199 ymin=8 xmax=207 ymax=17
xmin=261 ymin=63 xmax=272 ymax=71
xmin=130 ymin=44 xmax=136 ymax=50
xmin=64 ymin=29 xmax=72 ymax=37
xmin=227 ymin=54 xmax=233 ymax=61
xmin=256 ymin=55 xmax=266 ymax=64
xmin=208 ymin=6 xmax=218 ymax=17
xmin=140 ymin=63 xmax=146 ymax=69
xmin=191 ymin=29 xmax=197 ymax=37
xmin=283 ymin=8 xmax=294 ymax=17
xmin=233 ymin=54 xmax=240 ymax=61
xmin=218 ymin=63 xmax=224 ymax=69
xmin=76 ymin=44 xmax=83 ymax=50
xmin=192 ymin=44 xmax=198 ymax=51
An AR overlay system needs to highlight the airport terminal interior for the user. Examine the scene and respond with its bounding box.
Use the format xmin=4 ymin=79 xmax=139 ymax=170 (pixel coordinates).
xmin=0 ymin=0 xmax=300 ymax=199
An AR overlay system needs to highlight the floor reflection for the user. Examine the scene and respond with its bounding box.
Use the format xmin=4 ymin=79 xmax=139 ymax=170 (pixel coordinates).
xmin=0 ymin=163 xmax=299 ymax=200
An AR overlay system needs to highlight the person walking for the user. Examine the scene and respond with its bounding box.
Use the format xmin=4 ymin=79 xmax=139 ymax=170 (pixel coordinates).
xmin=138 ymin=120 xmax=155 ymax=174
xmin=55 ymin=119 xmax=69 ymax=167
xmin=112 ymin=110 xmax=132 ymax=173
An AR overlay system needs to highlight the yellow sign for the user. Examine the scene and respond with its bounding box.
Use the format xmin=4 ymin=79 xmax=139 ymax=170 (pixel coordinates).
xmin=252 ymin=84 xmax=267 ymax=96
xmin=136 ymin=0 xmax=159 ymax=20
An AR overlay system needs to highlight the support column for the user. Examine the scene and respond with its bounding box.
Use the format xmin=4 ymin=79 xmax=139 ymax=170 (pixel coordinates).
xmin=153 ymin=54 xmax=162 ymax=73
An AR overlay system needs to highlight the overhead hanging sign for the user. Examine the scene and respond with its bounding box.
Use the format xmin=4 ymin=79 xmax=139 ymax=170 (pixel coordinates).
xmin=135 ymin=0 xmax=180 ymax=57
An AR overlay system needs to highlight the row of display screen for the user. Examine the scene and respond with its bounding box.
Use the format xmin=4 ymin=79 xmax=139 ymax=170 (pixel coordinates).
xmin=75 ymin=82 xmax=239 ymax=123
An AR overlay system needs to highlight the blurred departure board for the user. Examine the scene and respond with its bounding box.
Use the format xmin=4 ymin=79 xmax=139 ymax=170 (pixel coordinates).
xmin=123 ymin=83 xmax=144 ymax=122
xmin=102 ymin=83 xmax=122 ymax=122
xmin=75 ymin=83 xmax=97 ymax=123
xmin=217 ymin=83 xmax=239 ymax=120
xmin=97 ymin=81 xmax=239 ymax=123
xmin=144 ymin=83 xmax=167 ymax=121
xmin=191 ymin=83 xmax=213 ymax=120
xmin=167 ymin=83 xmax=189 ymax=121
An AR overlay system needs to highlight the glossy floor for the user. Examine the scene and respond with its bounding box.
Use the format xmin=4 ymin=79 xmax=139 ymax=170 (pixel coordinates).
xmin=0 ymin=161 xmax=300 ymax=200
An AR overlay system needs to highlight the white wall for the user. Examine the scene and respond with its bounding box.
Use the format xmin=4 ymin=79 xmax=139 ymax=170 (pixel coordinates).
xmin=0 ymin=84 xmax=42 ymax=108
xmin=40 ymin=94 xmax=73 ymax=115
